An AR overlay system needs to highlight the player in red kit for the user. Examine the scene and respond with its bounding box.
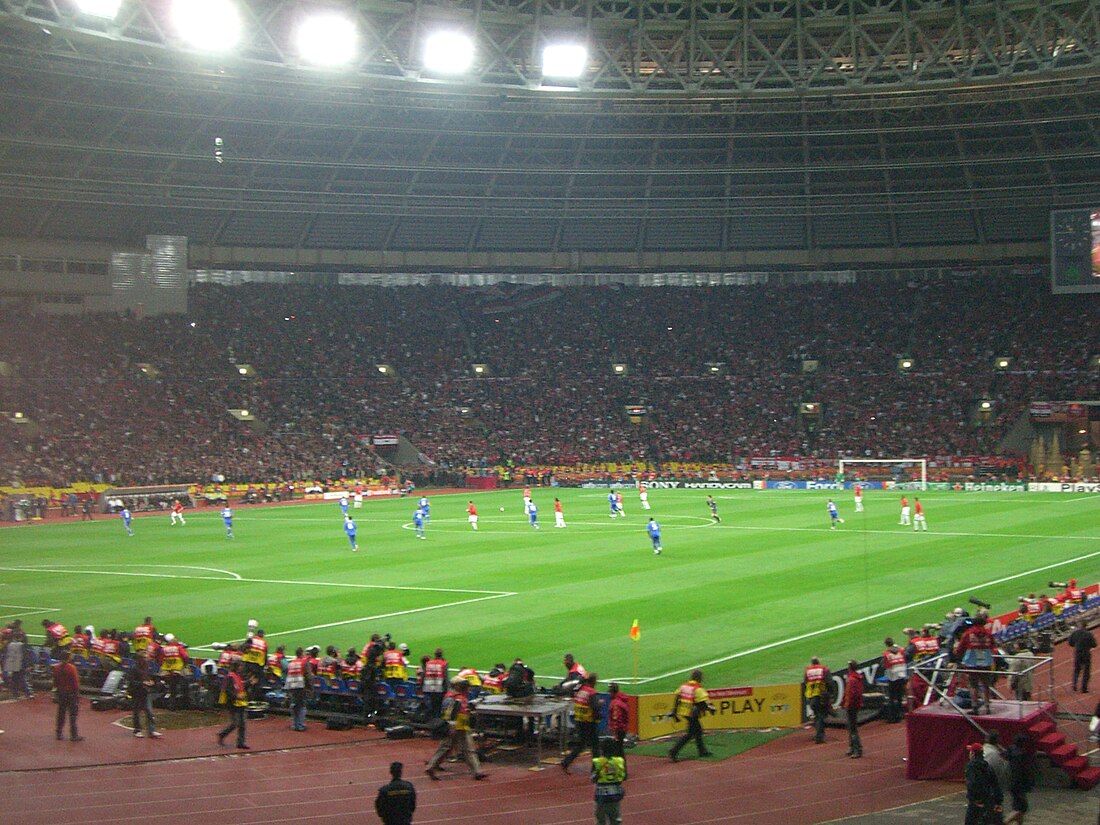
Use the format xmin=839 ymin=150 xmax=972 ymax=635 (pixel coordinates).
xmin=170 ymin=499 xmax=186 ymax=526
xmin=554 ymin=497 xmax=566 ymax=528
xmin=466 ymin=501 xmax=479 ymax=530
xmin=913 ymin=497 xmax=928 ymax=531
xmin=899 ymin=496 xmax=911 ymax=526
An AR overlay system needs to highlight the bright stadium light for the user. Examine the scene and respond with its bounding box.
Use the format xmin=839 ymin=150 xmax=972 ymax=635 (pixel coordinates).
xmin=75 ymin=0 xmax=122 ymax=19
xmin=172 ymin=0 xmax=242 ymax=52
xmin=423 ymin=31 xmax=474 ymax=75
xmin=542 ymin=43 xmax=587 ymax=79
xmin=296 ymin=12 xmax=358 ymax=67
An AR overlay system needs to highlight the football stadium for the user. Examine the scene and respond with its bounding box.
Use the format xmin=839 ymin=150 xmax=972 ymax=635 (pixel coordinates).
xmin=2 ymin=1 xmax=1100 ymax=823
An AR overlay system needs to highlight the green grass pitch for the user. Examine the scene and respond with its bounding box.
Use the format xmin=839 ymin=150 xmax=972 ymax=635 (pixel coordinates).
xmin=2 ymin=489 xmax=1098 ymax=693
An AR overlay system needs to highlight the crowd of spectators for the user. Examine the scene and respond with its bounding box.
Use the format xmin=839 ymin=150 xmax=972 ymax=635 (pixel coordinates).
xmin=1 ymin=275 xmax=1097 ymax=487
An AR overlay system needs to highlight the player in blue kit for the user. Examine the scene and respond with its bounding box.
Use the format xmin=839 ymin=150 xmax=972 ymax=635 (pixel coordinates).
xmin=221 ymin=506 xmax=234 ymax=539
xmin=345 ymin=516 xmax=359 ymax=551
xmin=827 ymin=499 xmax=845 ymax=530
xmin=120 ymin=507 xmax=134 ymax=536
xmin=339 ymin=495 xmax=350 ymax=517
xmin=608 ymin=491 xmax=619 ymax=518
xmin=413 ymin=508 xmax=426 ymax=540
xmin=527 ymin=500 xmax=540 ymax=530
xmin=647 ymin=518 xmax=662 ymax=555
xmin=418 ymin=496 xmax=430 ymax=522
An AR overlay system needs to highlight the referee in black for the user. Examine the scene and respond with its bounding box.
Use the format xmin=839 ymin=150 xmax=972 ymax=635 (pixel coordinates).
xmin=375 ymin=762 xmax=416 ymax=825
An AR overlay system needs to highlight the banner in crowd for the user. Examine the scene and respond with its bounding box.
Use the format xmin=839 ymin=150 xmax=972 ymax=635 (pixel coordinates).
xmin=636 ymin=683 xmax=802 ymax=738
xmin=961 ymin=481 xmax=1027 ymax=492
xmin=372 ymin=434 xmax=400 ymax=446
xmin=1027 ymin=482 xmax=1100 ymax=494
xmin=576 ymin=480 xmax=753 ymax=490
xmin=763 ymin=480 xmax=885 ymax=490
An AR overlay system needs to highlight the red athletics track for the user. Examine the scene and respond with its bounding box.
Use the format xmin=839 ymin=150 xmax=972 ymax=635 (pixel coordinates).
xmin=0 ymin=696 xmax=952 ymax=825
xmin=3 ymin=641 xmax=1095 ymax=824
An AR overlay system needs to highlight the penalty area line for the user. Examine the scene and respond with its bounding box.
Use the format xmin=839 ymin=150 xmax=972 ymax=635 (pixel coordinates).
xmin=192 ymin=591 xmax=518 ymax=651
xmin=615 ymin=546 xmax=1100 ymax=685
xmin=0 ymin=566 xmax=510 ymax=596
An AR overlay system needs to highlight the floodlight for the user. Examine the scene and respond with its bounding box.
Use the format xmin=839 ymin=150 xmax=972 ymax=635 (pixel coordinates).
xmin=376 ymin=363 xmax=394 ymax=375
xmin=979 ymin=400 xmax=992 ymax=410
xmin=472 ymin=363 xmax=489 ymax=376
xmin=75 ymin=0 xmax=121 ymax=19
xmin=800 ymin=403 xmax=821 ymax=414
xmin=611 ymin=363 xmax=628 ymax=376
xmin=235 ymin=363 xmax=256 ymax=378
xmin=1080 ymin=429 xmax=1088 ymax=435
xmin=12 ymin=411 xmax=24 ymax=419
xmin=296 ymin=13 xmax=358 ymax=67
xmin=136 ymin=363 xmax=159 ymax=379
xmin=898 ymin=357 xmax=914 ymax=371
xmin=423 ymin=31 xmax=474 ymax=75
xmin=172 ymin=0 xmax=242 ymax=52
xmin=228 ymin=408 xmax=255 ymax=421
xmin=994 ymin=357 xmax=1011 ymax=370
xmin=705 ymin=362 xmax=725 ymax=376
xmin=542 ymin=43 xmax=587 ymax=79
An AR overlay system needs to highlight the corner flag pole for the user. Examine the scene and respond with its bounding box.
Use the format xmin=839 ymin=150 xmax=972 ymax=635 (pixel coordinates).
xmin=629 ymin=619 xmax=640 ymax=683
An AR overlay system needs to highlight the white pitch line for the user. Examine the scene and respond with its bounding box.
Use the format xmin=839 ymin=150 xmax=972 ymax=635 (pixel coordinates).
xmin=193 ymin=591 xmax=518 ymax=651
xmin=708 ymin=523 xmax=1100 ymax=543
xmin=27 ymin=563 xmax=244 ymax=580
xmin=0 ymin=609 xmax=56 ymax=620
xmin=0 ymin=566 xmax=510 ymax=596
xmin=0 ymin=603 xmax=60 ymax=612
xmin=616 ymin=546 xmax=1100 ymax=685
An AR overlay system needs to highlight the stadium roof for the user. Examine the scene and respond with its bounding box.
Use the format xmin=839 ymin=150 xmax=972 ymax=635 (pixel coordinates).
xmin=1 ymin=1 xmax=1099 ymax=270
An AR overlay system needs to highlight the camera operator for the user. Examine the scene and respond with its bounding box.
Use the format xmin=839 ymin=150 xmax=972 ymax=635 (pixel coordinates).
xmin=955 ymin=612 xmax=996 ymax=715
xmin=941 ymin=608 xmax=972 ymax=657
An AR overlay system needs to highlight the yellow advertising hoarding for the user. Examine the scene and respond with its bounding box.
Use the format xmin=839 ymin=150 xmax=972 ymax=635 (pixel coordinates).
xmin=636 ymin=684 xmax=802 ymax=739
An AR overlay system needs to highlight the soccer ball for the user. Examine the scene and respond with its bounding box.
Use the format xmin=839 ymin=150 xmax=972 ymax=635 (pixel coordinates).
xmin=499 ymin=506 xmax=505 ymax=512
xmin=247 ymin=619 xmax=258 ymax=630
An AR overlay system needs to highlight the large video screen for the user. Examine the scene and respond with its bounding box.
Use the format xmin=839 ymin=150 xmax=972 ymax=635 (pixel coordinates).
xmin=1051 ymin=208 xmax=1100 ymax=294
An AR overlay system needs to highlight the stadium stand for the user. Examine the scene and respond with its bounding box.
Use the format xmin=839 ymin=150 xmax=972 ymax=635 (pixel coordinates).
xmin=0 ymin=276 xmax=1097 ymax=487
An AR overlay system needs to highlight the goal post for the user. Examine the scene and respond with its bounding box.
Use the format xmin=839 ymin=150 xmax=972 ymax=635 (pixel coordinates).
xmin=837 ymin=458 xmax=927 ymax=491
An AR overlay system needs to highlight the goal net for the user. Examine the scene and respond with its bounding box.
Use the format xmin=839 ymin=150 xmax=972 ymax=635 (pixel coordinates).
xmin=837 ymin=458 xmax=927 ymax=491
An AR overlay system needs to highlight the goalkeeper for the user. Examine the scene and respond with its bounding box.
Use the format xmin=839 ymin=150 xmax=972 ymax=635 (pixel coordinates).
xmin=669 ymin=669 xmax=716 ymax=762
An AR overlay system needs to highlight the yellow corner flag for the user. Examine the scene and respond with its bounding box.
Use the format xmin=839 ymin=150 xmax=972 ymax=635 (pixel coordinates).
xmin=629 ymin=619 xmax=640 ymax=641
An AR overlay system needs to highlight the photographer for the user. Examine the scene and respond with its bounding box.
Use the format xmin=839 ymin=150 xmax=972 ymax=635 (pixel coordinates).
xmin=557 ymin=653 xmax=587 ymax=696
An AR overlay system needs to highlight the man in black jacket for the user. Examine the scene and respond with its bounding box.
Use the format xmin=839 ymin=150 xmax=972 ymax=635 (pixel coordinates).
xmin=375 ymin=761 xmax=416 ymax=825
xmin=1068 ymin=619 xmax=1097 ymax=693
xmin=127 ymin=651 xmax=161 ymax=738
xmin=965 ymin=742 xmax=1003 ymax=825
